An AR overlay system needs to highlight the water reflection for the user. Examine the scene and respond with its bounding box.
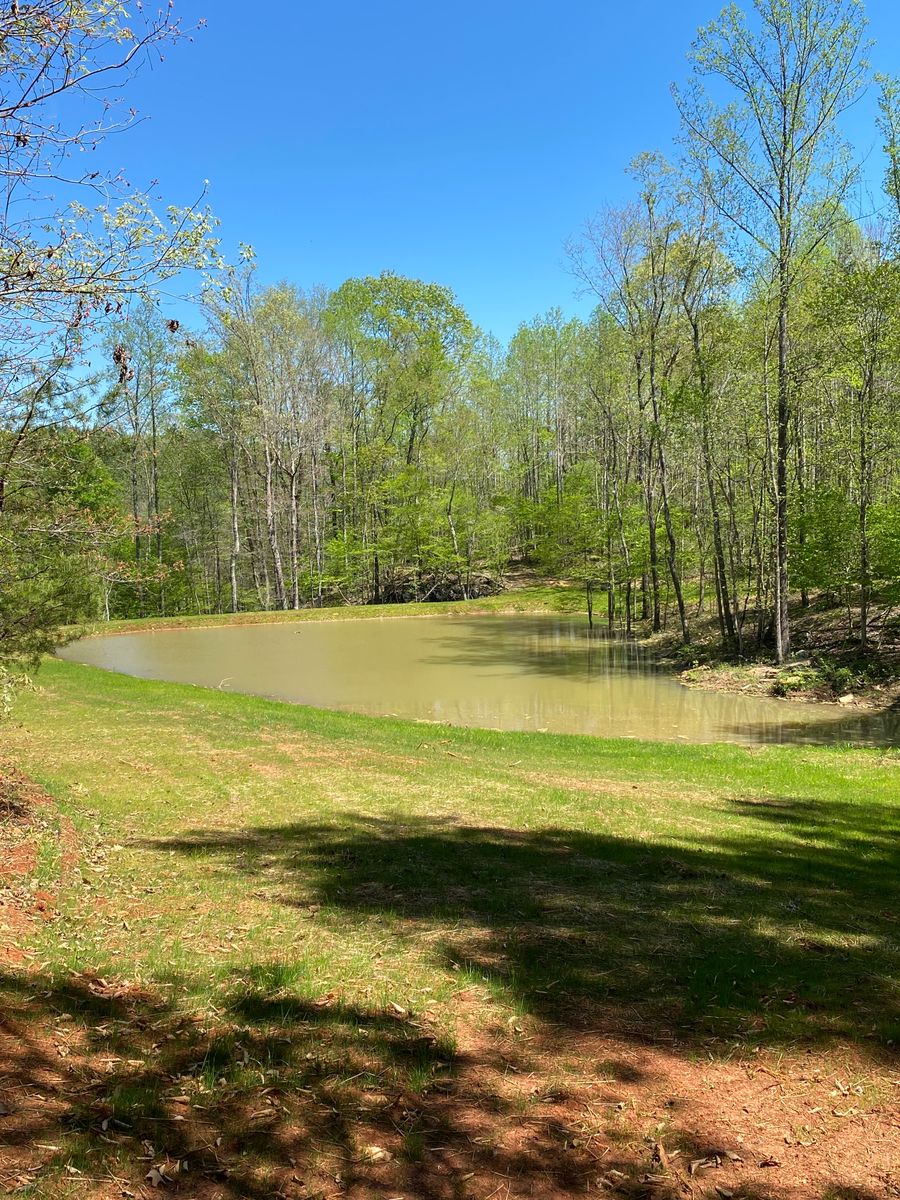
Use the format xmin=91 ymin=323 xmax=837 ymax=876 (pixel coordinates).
xmin=58 ymin=615 xmax=899 ymax=748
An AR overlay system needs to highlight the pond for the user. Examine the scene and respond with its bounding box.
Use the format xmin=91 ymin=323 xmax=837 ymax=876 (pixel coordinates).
xmin=59 ymin=614 xmax=899 ymax=747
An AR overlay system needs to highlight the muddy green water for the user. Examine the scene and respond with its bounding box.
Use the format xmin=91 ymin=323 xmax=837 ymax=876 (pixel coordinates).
xmin=59 ymin=614 xmax=898 ymax=746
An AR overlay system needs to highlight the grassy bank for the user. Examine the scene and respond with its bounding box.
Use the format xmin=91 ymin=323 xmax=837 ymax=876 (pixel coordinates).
xmin=1 ymin=650 xmax=899 ymax=1198
xmin=76 ymin=585 xmax=585 ymax=638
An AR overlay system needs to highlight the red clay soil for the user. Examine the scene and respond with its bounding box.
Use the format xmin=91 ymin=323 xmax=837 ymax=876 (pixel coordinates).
xmin=0 ymin=764 xmax=78 ymax=960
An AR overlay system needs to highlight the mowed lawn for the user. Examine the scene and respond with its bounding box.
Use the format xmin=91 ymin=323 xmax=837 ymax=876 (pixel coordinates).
xmin=1 ymin=643 xmax=899 ymax=1200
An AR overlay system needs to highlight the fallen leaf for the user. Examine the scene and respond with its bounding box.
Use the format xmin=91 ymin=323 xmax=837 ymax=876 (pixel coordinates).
xmin=690 ymin=1158 xmax=717 ymax=1176
xmin=361 ymin=1144 xmax=392 ymax=1163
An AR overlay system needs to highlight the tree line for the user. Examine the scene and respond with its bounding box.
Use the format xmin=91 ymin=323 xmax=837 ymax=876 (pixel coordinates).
xmin=3 ymin=0 xmax=900 ymax=678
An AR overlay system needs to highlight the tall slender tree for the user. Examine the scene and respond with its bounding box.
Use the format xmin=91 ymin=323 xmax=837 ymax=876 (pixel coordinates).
xmin=674 ymin=0 xmax=868 ymax=659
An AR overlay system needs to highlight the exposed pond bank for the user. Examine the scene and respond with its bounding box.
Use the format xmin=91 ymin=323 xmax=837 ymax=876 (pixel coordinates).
xmin=642 ymin=595 xmax=900 ymax=715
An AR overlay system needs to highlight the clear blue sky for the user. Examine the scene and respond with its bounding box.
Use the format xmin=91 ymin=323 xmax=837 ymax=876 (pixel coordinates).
xmin=115 ymin=0 xmax=900 ymax=344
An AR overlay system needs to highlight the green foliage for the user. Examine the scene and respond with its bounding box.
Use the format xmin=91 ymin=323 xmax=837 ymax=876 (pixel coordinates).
xmin=869 ymin=499 xmax=900 ymax=600
xmin=0 ymin=428 xmax=119 ymax=666
xmin=791 ymin=490 xmax=858 ymax=596
xmin=0 ymin=3 xmax=219 ymax=669
xmin=531 ymin=467 xmax=603 ymax=579
xmin=7 ymin=2 xmax=900 ymax=671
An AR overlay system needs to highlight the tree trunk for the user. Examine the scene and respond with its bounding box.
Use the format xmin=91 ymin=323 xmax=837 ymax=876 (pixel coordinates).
xmin=774 ymin=252 xmax=791 ymax=661
xmin=289 ymin=464 xmax=301 ymax=610
xmin=263 ymin=444 xmax=287 ymax=609
xmin=229 ymin=453 xmax=240 ymax=614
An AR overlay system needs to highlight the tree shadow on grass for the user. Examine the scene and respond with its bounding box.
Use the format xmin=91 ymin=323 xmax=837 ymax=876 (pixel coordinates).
xmin=0 ymin=966 xmax=647 ymax=1199
xmin=3 ymin=965 xmax=893 ymax=1200
xmin=144 ymin=795 xmax=900 ymax=1057
xmin=4 ymin=786 xmax=899 ymax=1197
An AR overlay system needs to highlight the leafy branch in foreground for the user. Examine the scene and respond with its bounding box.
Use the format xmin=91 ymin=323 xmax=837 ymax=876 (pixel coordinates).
xmin=0 ymin=2 xmax=219 ymax=672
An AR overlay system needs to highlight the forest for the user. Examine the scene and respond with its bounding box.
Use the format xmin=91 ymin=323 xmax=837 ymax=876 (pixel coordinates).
xmin=4 ymin=6 xmax=900 ymax=1199
xmin=3 ymin=0 xmax=899 ymax=675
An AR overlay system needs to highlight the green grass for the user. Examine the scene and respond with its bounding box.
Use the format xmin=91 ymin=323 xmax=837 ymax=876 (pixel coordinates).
xmin=2 ymin=615 xmax=899 ymax=1196
xmin=7 ymin=649 xmax=900 ymax=1045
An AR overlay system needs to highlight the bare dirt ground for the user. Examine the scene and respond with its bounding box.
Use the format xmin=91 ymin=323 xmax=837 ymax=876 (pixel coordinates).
xmin=678 ymin=660 xmax=900 ymax=712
